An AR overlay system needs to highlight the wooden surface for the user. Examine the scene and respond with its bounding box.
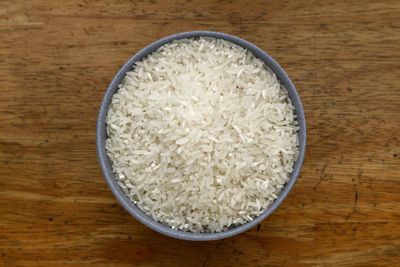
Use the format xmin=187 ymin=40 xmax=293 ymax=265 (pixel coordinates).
xmin=1 ymin=0 xmax=399 ymax=266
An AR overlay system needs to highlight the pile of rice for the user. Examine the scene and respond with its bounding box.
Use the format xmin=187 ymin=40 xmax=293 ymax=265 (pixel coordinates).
xmin=106 ymin=37 xmax=299 ymax=233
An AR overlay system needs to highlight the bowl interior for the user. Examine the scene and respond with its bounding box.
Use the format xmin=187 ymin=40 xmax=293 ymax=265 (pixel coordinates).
xmin=96 ymin=31 xmax=306 ymax=241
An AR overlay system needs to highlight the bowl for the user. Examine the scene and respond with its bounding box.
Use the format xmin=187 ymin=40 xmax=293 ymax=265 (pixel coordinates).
xmin=96 ymin=31 xmax=306 ymax=241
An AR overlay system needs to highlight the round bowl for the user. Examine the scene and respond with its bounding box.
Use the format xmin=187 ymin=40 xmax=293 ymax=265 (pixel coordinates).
xmin=96 ymin=31 xmax=306 ymax=241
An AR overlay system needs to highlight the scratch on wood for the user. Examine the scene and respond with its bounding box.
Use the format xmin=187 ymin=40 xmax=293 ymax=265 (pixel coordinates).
xmin=346 ymin=192 xmax=359 ymax=220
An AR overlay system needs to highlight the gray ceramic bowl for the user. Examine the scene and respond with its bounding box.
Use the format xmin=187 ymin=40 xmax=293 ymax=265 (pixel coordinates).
xmin=96 ymin=31 xmax=306 ymax=241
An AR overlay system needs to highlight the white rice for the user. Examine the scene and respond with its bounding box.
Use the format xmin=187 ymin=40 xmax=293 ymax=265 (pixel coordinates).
xmin=106 ymin=37 xmax=299 ymax=233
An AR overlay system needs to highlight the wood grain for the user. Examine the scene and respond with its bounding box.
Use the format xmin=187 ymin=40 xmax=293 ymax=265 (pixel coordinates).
xmin=1 ymin=0 xmax=399 ymax=266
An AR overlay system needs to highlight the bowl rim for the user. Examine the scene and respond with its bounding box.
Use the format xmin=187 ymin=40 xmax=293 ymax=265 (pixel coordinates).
xmin=96 ymin=31 xmax=306 ymax=241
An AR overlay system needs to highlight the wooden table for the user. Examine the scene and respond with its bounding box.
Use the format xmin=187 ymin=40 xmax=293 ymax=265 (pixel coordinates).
xmin=1 ymin=0 xmax=399 ymax=266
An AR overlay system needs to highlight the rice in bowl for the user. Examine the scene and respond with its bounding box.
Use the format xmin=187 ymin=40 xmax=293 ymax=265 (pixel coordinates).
xmin=105 ymin=37 xmax=299 ymax=233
